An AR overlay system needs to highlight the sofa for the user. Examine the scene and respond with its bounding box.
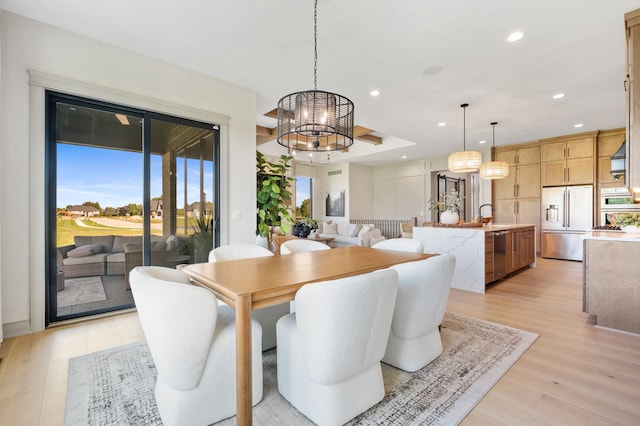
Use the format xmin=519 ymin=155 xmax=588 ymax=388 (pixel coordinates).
xmin=313 ymin=221 xmax=385 ymax=248
xmin=57 ymin=235 xmax=189 ymax=287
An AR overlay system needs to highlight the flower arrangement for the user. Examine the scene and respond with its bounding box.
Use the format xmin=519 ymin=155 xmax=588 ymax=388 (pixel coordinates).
xmin=428 ymin=190 xmax=463 ymax=212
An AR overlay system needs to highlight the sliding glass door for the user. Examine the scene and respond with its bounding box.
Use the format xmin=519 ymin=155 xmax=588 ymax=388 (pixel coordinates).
xmin=46 ymin=92 xmax=219 ymax=324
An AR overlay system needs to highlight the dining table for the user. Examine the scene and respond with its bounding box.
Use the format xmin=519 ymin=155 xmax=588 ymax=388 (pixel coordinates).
xmin=183 ymin=245 xmax=432 ymax=425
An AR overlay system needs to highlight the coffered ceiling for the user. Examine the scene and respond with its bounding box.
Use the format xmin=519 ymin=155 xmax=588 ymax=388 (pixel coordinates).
xmin=2 ymin=0 xmax=639 ymax=165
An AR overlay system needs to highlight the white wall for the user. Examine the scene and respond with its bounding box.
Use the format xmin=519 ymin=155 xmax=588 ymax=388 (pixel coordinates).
xmin=348 ymin=163 xmax=373 ymax=220
xmin=372 ymin=152 xmax=493 ymax=223
xmin=0 ymin=12 xmax=257 ymax=336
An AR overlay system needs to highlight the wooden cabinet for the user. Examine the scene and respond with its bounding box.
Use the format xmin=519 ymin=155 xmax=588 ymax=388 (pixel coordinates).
xmin=484 ymin=225 xmax=535 ymax=284
xmin=626 ymin=9 xmax=640 ymax=191
xmin=597 ymin=128 xmax=626 ymax=186
xmin=493 ymin=143 xmax=541 ymax=252
xmin=512 ymin=226 xmax=535 ymax=271
xmin=484 ymin=233 xmax=494 ymax=284
xmin=540 ymin=135 xmax=596 ymax=186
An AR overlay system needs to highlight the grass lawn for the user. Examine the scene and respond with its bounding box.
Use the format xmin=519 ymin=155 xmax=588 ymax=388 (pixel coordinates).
xmin=57 ymin=218 xmax=161 ymax=247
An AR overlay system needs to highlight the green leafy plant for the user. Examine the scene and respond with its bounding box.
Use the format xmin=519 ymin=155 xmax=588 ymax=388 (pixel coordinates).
xmin=300 ymin=217 xmax=318 ymax=229
xmin=428 ymin=190 xmax=463 ymax=212
xmin=256 ymin=151 xmax=295 ymax=248
xmin=614 ymin=212 xmax=640 ymax=227
xmin=188 ymin=213 xmax=215 ymax=263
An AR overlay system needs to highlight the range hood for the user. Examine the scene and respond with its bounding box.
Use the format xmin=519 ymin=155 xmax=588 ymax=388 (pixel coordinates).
xmin=610 ymin=140 xmax=626 ymax=180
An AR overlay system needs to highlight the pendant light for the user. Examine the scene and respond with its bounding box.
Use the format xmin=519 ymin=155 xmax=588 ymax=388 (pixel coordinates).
xmin=479 ymin=122 xmax=510 ymax=179
xmin=276 ymin=0 xmax=354 ymax=152
xmin=448 ymin=103 xmax=482 ymax=172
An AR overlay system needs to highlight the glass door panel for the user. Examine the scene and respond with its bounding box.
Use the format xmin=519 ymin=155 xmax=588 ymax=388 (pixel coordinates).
xmin=53 ymin=100 xmax=142 ymax=321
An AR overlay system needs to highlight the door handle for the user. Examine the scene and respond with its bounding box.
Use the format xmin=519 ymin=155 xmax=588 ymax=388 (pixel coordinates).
xmin=568 ymin=190 xmax=571 ymax=226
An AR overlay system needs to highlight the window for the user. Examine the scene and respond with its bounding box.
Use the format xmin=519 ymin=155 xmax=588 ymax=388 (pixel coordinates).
xmin=295 ymin=176 xmax=312 ymax=218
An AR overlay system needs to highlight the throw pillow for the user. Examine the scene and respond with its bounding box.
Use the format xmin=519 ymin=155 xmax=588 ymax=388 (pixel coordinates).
xmin=165 ymin=235 xmax=180 ymax=251
xmin=67 ymin=244 xmax=103 ymax=258
xmin=348 ymin=223 xmax=362 ymax=237
xmin=357 ymin=225 xmax=372 ymax=237
xmin=324 ymin=223 xmax=338 ymax=234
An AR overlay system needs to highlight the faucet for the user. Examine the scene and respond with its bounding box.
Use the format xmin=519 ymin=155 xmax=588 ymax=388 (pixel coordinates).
xmin=478 ymin=204 xmax=495 ymax=220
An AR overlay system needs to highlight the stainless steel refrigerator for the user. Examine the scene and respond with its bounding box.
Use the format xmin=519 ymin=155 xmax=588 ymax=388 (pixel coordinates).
xmin=541 ymin=185 xmax=593 ymax=261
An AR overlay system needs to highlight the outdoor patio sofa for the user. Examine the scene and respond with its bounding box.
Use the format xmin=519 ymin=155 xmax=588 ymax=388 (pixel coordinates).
xmin=57 ymin=234 xmax=189 ymax=287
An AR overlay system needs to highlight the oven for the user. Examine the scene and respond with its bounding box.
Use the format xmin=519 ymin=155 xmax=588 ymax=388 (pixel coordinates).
xmin=600 ymin=187 xmax=640 ymax=226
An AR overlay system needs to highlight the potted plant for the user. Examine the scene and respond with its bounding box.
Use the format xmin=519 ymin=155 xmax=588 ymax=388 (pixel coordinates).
xmin=256 ymin=151 xmax=295 ymax=249
xmin=428 ymin=190 xmax=463 ymax=224
xmin=294 ymin=217 xmax=318 ymax=238
xmin=189 ymin=213 xmax=215 ymax=263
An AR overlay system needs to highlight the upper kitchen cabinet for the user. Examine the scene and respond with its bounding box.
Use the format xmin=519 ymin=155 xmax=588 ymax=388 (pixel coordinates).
xmin=626 ymin=9 xmax=640 ymax=192
xmin=540 ymin=133 xmax=596 ymax=186
xmin=597 ymin=128 xmax=626 ymax=187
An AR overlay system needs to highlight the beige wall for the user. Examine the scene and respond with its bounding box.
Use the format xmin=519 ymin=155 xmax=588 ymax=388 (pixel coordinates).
xmin=0 ymin=11 xmax=257 ymax=337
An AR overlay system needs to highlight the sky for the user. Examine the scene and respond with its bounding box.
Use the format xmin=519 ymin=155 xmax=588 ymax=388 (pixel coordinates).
xmin=57 ymin=144 xmax=212 ymax=209
xmin=296 ymin=176 xmax=311 ymax=207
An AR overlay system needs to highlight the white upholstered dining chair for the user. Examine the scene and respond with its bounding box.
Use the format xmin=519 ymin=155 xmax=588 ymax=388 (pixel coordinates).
xmin=276 ymin=268 xmax=399 ymax=425
xmin=280 ymin=238 xmax=331 ymax=254
xmin=208 ymin=243 xmax=290 ymax=350
xmin=372 ymin=237 xmax=424 ymax=253
xmin=382 ymin=254 xmax=456 ymax=372
xmin=129 ymin=266 xmax=263 ymax=426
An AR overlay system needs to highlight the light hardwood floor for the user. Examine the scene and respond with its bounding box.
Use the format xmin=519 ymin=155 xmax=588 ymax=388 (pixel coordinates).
xmin=0 ymin=257 xmax=639 ymax=425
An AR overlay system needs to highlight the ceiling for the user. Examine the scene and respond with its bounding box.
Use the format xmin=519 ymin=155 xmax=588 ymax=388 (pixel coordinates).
xmin=2 ymin=0 xmax=639 ymax=166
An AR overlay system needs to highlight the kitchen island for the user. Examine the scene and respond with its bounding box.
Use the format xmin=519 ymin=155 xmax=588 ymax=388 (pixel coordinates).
xmin=583 ymin=231 xmax=640 ymax=334
xmin=413 ymin=223 xmax=536 ymax=294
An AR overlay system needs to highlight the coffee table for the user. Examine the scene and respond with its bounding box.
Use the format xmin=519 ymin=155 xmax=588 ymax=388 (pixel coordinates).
xmin=306 ymin=236 xmax=335 ymax=245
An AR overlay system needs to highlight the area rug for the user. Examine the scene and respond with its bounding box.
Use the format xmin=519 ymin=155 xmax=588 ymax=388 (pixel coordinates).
xmin=58 ymin=276 xmax=107 ymax=308
xmin=65 ymin=313 xmax=538 ymax=425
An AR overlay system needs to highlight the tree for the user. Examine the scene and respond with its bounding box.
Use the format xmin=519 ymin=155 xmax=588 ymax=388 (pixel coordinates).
xmin=296 ymin=198 xmax=311 ymax=218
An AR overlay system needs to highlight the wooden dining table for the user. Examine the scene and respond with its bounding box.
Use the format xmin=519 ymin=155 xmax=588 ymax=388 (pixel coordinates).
xmin=183 ymin=245 xmax=432 ymax=425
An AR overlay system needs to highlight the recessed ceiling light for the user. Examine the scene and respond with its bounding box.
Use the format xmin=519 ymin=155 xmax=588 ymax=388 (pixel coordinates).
xmin=369 ymin=90 xmax=380 ymax=97
xmin=552 ymin=93 xmax=565 ymax=99
xmin=438 ymin=122 xmax=446 ymax=127
xmin=574 ymin=123 xmax=584 ymax=128
xmin=478 ymin=140 xmax=487 ymax=144
xmin=507 ymin=31 xmax=525 ymax=42
xmin=422 ymin=65 xmax=443 ymax=76
xmin=402 ymin=155 xmax=407 ymax=159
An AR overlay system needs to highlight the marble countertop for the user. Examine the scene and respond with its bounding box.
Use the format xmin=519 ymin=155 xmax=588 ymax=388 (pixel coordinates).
xmin=419 ymin=223 xmax=535 ymax=233
xmin=585 ymin=230 xmax=640 ymax=242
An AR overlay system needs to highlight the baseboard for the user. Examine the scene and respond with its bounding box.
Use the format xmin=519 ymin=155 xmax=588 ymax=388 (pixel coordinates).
xmin=3 ymin=320 xmax=32 ymax=339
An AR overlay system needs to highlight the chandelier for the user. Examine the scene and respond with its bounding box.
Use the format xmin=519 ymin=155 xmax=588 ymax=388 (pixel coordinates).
xmin=276 ymin=0 xmax=354 ymax=152
xmin=448 ymin=103 xmax=482 ymax=173
xmin=479 ymin=122 xmax=510 ymax=179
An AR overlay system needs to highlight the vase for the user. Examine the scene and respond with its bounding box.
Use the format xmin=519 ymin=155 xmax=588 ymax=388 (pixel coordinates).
xmin=440 ymin=210 xmax=459 ymax=225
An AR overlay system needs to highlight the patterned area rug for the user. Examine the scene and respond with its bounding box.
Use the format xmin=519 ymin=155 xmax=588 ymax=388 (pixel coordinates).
xmin=65 ymin=313 xmax=538 ymax=425
xmin=58 ymin=276 xmax=107 ymax=308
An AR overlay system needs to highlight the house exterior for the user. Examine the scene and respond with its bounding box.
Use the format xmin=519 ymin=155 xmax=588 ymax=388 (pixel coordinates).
xmin=67 ymin=205 xmax=100 ymax=217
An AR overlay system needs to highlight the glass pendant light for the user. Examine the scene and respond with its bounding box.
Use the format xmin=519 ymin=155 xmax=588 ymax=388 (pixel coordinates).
xmin=479 ymin=122 xmax=510 ymax=179
xmin=448 ymin=103 xmax=482 ymax=173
